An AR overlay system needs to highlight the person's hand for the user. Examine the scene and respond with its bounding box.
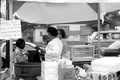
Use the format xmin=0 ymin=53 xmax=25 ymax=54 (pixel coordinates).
xmin=41 ymin=49 xmax=46 ymax=54
xmin=23 ymin=52 xmax=29 ymax=56
xmin=38 ymin=49 xmax=46 ymax=54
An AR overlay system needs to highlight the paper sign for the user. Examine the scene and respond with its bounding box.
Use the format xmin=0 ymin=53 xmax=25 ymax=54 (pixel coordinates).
xmin=59 ymin=68 xmax=75 ymax=80
xmin=0 ymin=20 xmax=22 ymax=39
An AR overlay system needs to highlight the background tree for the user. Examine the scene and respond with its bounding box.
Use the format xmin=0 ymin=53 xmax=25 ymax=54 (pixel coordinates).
xmin=14 ymin=15 xmax=51 ymax=42
xmin=21 ymin=21 xmax=36 ymax=42
xmin=21 ymin=21 xmax=50 ymax=42
xmin=104 ymin=10 xmax=120 ymax=29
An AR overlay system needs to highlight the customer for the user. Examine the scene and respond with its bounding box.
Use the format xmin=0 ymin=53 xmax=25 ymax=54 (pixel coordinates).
xmin=1 ymin=38 xmax=28 ymax=80
xmin=45 ymin=27 xmax=63 ymax=61
xmin=57 ymin=29 xmax=68 ymax=59
xmin=12 ymin=38 xmax=28 ymax=63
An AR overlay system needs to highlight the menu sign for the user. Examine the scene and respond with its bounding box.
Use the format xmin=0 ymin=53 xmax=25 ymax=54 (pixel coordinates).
xmin=0 ymin=20 xmax=22 ymax=39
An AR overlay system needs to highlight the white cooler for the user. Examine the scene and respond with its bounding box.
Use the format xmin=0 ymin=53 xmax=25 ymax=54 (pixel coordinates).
xmin=91 ymin=57 xmax=120 ymax=73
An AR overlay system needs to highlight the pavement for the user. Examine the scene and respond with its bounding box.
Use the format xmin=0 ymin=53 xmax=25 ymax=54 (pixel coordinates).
xmin=0 ymin=68 xmax=5 ymax=79
xmin=0 ymin=68 xmax=6 ymax=79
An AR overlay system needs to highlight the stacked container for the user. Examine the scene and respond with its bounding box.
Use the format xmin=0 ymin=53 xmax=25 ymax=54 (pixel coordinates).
xmin=41 ymin=61 xmax=59 ymax=80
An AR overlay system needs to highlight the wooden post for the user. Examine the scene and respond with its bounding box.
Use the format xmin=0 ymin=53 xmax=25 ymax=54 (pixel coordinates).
xmin=9 ymin=38 xmax=13 ymax=79
xmin=6 ymin=0 xmax=13 ymax=80
xmin=6 ymin=0 xmax=10 ymax=68
xmin=97 ymin=3 xmax=101 ymax=57
xmin=0 ymin=45 xmax=2 ymax=71
xmin=9 ymin=0 xmax=13 ymax=79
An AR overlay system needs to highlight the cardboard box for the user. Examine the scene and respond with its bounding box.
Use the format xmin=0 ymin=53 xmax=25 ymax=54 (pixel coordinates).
xmin=88 ymin=71 xmax=117 ymax=80
xmin=59 ymin=68 xmax=75 ymax=80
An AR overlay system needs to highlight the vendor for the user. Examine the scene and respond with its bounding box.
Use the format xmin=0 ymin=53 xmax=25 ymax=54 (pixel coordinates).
xmin=45 ymin=27 xmax=63 ymax=61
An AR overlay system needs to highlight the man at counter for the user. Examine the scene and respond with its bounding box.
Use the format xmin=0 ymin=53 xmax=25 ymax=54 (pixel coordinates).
xmin=44 ymin=27 xmax=63 ymax=61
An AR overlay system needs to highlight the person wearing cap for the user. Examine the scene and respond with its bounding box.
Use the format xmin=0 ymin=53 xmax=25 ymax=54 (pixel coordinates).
xmin=45 ymin=27 xmax=63 ymax=61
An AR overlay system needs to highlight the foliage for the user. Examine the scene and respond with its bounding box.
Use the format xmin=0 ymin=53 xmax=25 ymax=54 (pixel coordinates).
xmin=103 ymin=10 xmax=120 ymax=29
xmin=21 ymin=21 xmax=36 ymax=42
xmin=21 ymin=21 xmax=36 ymax=32
xmin=104 ymin=10 xmax=120 ymax=23
xmin=13 ymin=15 xmax=50 ymax=42
xmin=21 ymin=21 xmax=50 ymax=42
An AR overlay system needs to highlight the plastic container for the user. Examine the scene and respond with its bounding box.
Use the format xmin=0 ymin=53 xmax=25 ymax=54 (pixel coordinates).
xmin=14 ymin=62 xmax=41 ymax=80
xmin=73 ymin=61 xmax=91 ymax=68
xmin=103 ymin=49 xmax=120 ymax=56
xmin=69 ymin=45 xmax=95 ymax=62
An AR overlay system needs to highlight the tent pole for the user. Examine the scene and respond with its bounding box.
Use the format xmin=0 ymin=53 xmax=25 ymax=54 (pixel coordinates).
xmin=6 ymin=0 xmax=10 ymax=68
xmin=97 ymin=3 xmax=101 ymax=58
xmin=9 ymin=0 xmax=13 ymax=79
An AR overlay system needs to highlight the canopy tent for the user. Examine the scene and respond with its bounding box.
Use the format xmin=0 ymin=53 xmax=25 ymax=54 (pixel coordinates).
xmin=13 ymin=2 xmax=98 ymax=24
xmin=100 ymin=3 xmax=120 ymax=13
xmin=13 ymin=0 xmax=120 ymax=3
xmin=10 ymin=0 xmax=120 ymax=55
xmin=12 ymin=1 xmax=120 ymax=24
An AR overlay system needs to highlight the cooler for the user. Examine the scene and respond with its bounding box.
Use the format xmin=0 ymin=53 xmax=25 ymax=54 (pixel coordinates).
xmin=91 ymin=57 xmax=120 ymax=73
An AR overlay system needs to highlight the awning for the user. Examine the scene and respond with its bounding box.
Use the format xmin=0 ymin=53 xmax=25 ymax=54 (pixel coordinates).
xmin=14 ymin=3 xmax=98 ymax=24
xmin=12 ymin=1 xmax=120 ymax=24
xmin=13 ymin=0 xmax=120 ymax=3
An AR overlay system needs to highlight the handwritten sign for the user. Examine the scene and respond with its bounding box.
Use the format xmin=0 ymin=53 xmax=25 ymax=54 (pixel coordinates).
xmin=0 ymin=20 xmax=22 ymax=39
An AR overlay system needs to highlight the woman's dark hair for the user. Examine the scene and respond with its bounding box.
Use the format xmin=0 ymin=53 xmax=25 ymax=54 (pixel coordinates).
xmin=42 ymin=35 xmax=50 ymax=44
xmin=16 ymin=38 xmax=25 ymax=49
xmin=47 ymin=27 xmax=58 ymax=37
xmin=58 ymin=29 xmax=67 ymax=38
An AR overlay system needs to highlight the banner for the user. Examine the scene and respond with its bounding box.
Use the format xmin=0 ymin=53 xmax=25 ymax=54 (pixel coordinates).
xmin=0 ymin=20 xmax=22 ymax=40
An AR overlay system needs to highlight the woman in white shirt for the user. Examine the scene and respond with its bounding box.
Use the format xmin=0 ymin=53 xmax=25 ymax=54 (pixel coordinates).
xmin=45 ymin=27 xmax=63 ymax=61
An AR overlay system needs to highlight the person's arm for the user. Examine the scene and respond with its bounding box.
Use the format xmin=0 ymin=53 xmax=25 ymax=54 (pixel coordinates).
xmin=15 ymin=49 xmax=27 ymax=63
xmin=61 ymin=39 xmax=68 ymax=55
xmin=35 ymin=46 xmax=46 ymax=54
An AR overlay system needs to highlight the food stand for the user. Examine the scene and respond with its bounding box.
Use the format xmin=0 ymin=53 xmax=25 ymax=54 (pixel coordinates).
xmin=1 ymin=0 xmax=120 ymax=80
